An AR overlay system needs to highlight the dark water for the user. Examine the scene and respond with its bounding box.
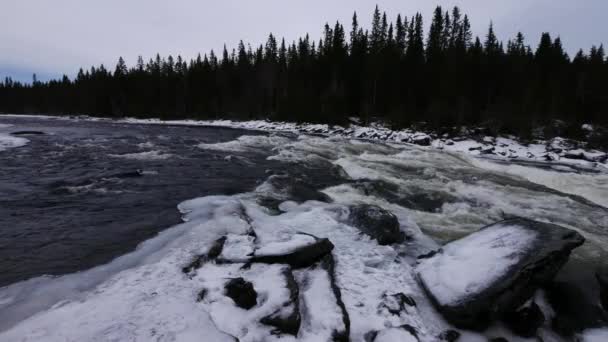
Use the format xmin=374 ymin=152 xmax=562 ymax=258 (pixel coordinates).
xmin=0 ymin=117 xmax=286 ymax=287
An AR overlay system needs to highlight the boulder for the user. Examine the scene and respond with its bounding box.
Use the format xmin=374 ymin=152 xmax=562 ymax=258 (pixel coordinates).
xmin=348 ymin=204 xmax=404 ymax=245
xmin=416 ymin=218 xmax=584 ymax=330
xmin=225 ymin=277 xmax=257 ymax=310
xmin=260 ymin=268 xmax=301 ymax=336
xmin=267 ymin=175 xmax=332 ymax=204
xmin=502 ymin=302 xmax=545 ymax=337
xmin=411 ymin=133 xmax=431 ymax=146
xmin=251 ymin=233 xmax=334 ymax=269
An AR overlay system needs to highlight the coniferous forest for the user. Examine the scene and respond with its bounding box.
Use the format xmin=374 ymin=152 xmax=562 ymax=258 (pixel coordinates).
xmin=1 ymin=6 xmax=607 ymax=136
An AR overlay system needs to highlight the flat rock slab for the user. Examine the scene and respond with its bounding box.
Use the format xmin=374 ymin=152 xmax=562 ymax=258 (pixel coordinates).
xmin=416 ymin=218 xmax=584 ymax=330
xmin=251 ymin=233 xmax=334 ymax=269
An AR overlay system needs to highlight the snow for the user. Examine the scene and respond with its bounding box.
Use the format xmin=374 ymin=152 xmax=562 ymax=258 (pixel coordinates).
xmin=417 ymin=223 xmax=538 ymax=306
xmin=109 ymin=150 xmax=172 ymax=160
xmin=580 ymin=328 xmax=608 ymax=342
xmin=296 ymin=268 xmax=346 ymax=342
xmin=373 ymin=328 xmax=418 ymax=342
xmin=254 ymin=234 xmax=317 ymax=257
xmin=0 ymin=133 xmax=29 ymax=152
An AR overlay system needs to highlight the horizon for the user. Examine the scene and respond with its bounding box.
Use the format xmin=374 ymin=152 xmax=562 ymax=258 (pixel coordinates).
xmin=2 ymin=0 xmax=607 ymax=83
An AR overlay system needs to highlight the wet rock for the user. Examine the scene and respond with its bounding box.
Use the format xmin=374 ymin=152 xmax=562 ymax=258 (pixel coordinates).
xmin=417 ymin=218 xmax=585 ymax=330
xmin=225 ymin=277 xmax=257 ymax=310
xmin=10 ymin=131 xmax=45 ymax=135
xmin=348 ymin=204 xmax=404 ymax=245
xmin=438 ymin=330 xmax=460 ymax=341
xmin=545 ymin=280 xmax=608 ymax=337
xmin=260 ymin=268 xmax=301 ymax=336
xmin=251 ymin=234 xmax=334 ymax=269
xmin=481 ymin=147 xmax=495 ymax=155
xmin=182 ymin=236 xmax=227 ymax=274
xmin=196 ymin=288 xmax=207 ymax=302
xmin=597 ymin=268 xmax=608 ymax=310
xmin=411 ymin=133 xmax=431 ymax=146
xmin=502 ymin=302 xmax=545 ymax=338
xmin=267 ymin=175 xmax=332 ymax=204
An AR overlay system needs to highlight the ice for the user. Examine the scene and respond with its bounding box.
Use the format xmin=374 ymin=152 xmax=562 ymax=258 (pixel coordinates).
xmin=0 ymin=133 xmax=29 ymax=151
xmin=296 ymin=268 xmax=346 ymax=342
xmin=417 ymin=223 xmax=538 ymax=306
xmin=109 ymin=150 xmax=172 ymax=160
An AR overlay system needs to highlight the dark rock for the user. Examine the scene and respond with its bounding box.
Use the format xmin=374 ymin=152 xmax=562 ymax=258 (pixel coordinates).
xmin=111 ymin=170 xmax=144 ymax=178
xmin=545 ymin=280 xmax=608 ymax=336
xmin=225 ymin=277 xmax=257 ymax=310
xmin=481 ymin=147 xmax=495 ymax=155
xmin=489 ymin=338 xmax=509 ymax=342
xmin=379 ymin=292 xmax=416 ymax=316
xmin=182 ymin=236 xmax=227 ymax=274
xmin=251 ymin=235 xmax=334 ymax=269
xmin=348 ymin=204 xmax=404 ymax=245
xmin=417 ymin=218 xmax=585 ymax=330
xmin=411 ymin=134 xmax=431 ymax=146
xmin=597 ymin=268 xmax=608 ymax=310
xmin=10 ymin=131 xmax=45 ymax=135
xmin=260 ymin=268 xmax=301 ymax=336
xmin=196 ymin=288 xmax=207 ymax=302
xmin=469 ymin=146 xmax=482 ymax=151
xmin=417 ymin=249 xmax=440 ymax=260
xmin=502 ymin=302 xmax=545 ymax=337
xmin=438 ymin=330 xmax=460 ymax=341
xmin=267 ymin=175 xmax=332 ymax=204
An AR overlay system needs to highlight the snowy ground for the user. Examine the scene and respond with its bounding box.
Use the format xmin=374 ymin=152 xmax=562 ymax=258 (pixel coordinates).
xmin=1 ymin=114 xmax=607 ymax=341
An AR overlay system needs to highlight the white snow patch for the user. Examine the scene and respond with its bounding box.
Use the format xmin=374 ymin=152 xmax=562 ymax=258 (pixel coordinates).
xmin=580 ymin=328 xmax=608 ymax=342
xmin=417 ymin=223 xmax=538 ymax=306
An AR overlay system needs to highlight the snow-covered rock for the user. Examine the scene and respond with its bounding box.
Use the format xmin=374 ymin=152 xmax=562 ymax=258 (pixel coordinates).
xmin=416 ymin=218 xmax=585 ymax=330
xmin=251 ymin=233 xmax=335 ymax=269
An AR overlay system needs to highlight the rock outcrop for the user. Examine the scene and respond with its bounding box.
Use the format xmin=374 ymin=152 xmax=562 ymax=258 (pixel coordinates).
xmin=416 ymin=218 xmax=585 ymax=330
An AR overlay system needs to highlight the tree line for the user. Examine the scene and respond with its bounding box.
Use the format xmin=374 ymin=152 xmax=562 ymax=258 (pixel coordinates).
xmin=1 ymin=6 xmax=607 ymax=136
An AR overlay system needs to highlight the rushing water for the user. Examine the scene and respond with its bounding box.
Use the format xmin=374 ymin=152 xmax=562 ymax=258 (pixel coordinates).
xmin=1 ymin=116 xmax=607 ymax=340
xmin=0 ymin=117 xmax=286 ymax=287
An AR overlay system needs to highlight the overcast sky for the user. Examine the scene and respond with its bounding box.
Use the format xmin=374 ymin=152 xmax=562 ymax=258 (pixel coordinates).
xmin=1 ymin=0 xmax=606 ymax=82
